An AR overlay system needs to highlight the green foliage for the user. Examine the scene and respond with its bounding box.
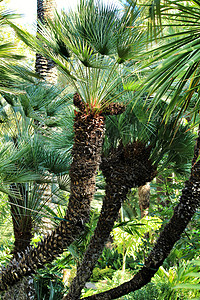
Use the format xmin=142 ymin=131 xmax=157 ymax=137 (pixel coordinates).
xmin=135 ymin=0 xmax=200 ymax=122
xmin=112 ymin=216 xmax=162 ymax=260
xmin=97 ymin=248 xmax=123 ymax=270
xmin=122 ymin=282 xmax=165 ymax=300
xmin=104 ymin=100 xmax=195 ymax=176
xmin=91 ymin=267 xmax=115 ymax=282
xmin=67 ymin=209 xmax=100 ymax=262
xmin=0 ymin=193 xmax=14 ymax=266
xmin=9 ymin=0 xmax=147 ymax=114
xmin=0 ymin=81 xmax=74 ymax=237
xmin=112 ymin=260 xmax=200 ymax=300
xmin=0 ymin=192 xmax=13 ymax=243
xmin=0 ymin=1 xmax=199 ymax=299
xmin=0 ymin=242 xmax=13 ymax=267
xmin=82 ymin=269 xmax=133 ymax=298
xmin=34 ymin=266 xmax=67 ymax=300
xmin=152 ymin=261 xmax=200 ymax=300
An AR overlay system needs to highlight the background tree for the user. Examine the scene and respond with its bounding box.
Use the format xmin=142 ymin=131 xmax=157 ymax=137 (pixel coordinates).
xmin=35 ymin=0 xmax=57 ymax=83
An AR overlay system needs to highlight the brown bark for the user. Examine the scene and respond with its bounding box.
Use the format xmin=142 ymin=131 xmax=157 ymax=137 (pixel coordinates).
xmin=9 ymin=185 xmax=33 ymax=257
xmin=35 ymin=0 xmax=57 ymax=83
xmin=0 ymin=97 xmax=105 ymax=291
xmin=10 ymin=211 xmax=33 ymax=258
xmin=1 ymin=276 xmax=35 ymax=300
xmin=63 ymin=142 xmax=156 ymax=300
xmin=83 ymin=136 xmax=200 ymax=300
xmin=138 ymin=182 xmax=150 ymax=218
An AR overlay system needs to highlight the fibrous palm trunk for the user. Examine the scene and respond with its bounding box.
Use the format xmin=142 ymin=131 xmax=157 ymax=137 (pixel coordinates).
xmin=1 ymin=276 xmax=35 ymax=300
xmin=35 ymin=0 xmax=57 ymax=84
xmin=83 ymin=136 xmax=200 ymax=300
xmin=9 ymin=184 xmax=33 ymax=257
xmin=0 ymin=94 xmax=105 ymax=290
xmin=64 ymin=142 xmax=157 ymax=300
xmin=35 ymin=0 xmax=57 ymax=234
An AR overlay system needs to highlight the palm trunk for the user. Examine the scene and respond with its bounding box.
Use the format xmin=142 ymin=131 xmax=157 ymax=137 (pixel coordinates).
xmin=63 ymin=142 xmax=156 ymax=300
xmin=138 ymin=183 xmax=150 ymax=218
xmin=9 ymin=184 xmax=33 ymax=257
xmin=83 ymin=136 xmax=200 ymax=300
xmin=35 ymin=0 xmax=57 ymax=239
xmin=10 ymin=206 xmax=33 ymax=258
xmin=35 ymin=0 xmax=57 ymax=83
xmin=0 ymin=95 xmax=105 ymax=291
xmin=1 ymin=276 xmax=35 ymax=300
xmin=0 ymin=98 xmax=126 ymax=291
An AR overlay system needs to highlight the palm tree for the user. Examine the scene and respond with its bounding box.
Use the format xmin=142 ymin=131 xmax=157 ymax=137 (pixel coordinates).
xmin=75 ymin=1 xmax=200 ymax=299
xmin=0 ymin=83 xmax=72 ymax=255
xmin=0 ymin=8 xmax=38 ymax=94
xmin=1 ymin=4 xmax=199 ymax=299
xmin=0 ymin=0 xmax=144 ymax=291
xmin=81 ymin=133 xmax=200 ymax=300
xmin=35 ymin=0 xmax=57 ymax=83
xmin=64 ymin=95 xmax=195 ymax=300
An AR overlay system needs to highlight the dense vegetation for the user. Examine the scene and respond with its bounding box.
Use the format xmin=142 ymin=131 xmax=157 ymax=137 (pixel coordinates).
xmin=0 ymin=0 xmax=200 ymax=299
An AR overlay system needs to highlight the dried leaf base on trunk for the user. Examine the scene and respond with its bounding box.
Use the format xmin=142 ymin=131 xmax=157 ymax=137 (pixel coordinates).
xmin=1 ymin=276 xmax=35 ymax=300
xmin=83 ymin=140 xmax=200 ymax=300
xmin=64 ymin=142 xmax=156 ymax=300
xmin=9 ymin=183 xmax=33 ymax=257
xmin=36 ymin=0 xmax=57 ymax=84
xmin=0 ymin=98 xmax=105 ymax=291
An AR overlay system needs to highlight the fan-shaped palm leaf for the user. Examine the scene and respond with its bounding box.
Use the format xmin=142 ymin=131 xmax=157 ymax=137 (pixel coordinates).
xmin=133 ymin=0 xmax=200 ymax=121
xmin=104 ymin=98 xmax=195 ymax=175
xmin=9 ymin=0 xmax=146 ymax=112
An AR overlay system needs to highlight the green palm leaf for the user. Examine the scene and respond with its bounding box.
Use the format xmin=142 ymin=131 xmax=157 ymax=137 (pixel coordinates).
xmin=135 ymin=0 xmax=200 ymax=120
xmin=10 ymin=0 xmax=146 ymax=111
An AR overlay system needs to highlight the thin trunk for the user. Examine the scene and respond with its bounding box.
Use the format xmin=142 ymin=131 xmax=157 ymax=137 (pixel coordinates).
xmin=83 ymin=135 xmax=200 ymax=300
xmin=138 ymin=182 xmax=150 ymax=218
xmin=63 ymin=142 xmax=157 ymax=300
xmin=35 ymin=0 xmax=57 ymax=83
xmin=35 ymin=0 xmax=57 ymax=234
xmin=9 ymin=184 xmax=33 ymax=257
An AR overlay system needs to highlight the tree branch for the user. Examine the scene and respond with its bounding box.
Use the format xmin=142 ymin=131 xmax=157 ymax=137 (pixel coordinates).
xmin=83 ymin=136 xmax=200 ymax=300
xmin=0 ymin=102 xmax=105 ymax=291
xmin=64 ymin=142 xmax=156 ymax=300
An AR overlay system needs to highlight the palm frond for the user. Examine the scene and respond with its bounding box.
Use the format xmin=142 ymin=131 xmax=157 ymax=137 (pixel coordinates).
xmin=10 ymin=0 xmax=147 ymax=111
xmin=104 ymin=96 xmax=195 ymax=175
xmin=135 ymin=0 xmax=200 ymax=119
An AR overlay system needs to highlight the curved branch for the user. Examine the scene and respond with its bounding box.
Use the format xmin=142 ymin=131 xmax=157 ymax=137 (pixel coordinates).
xmin=64 ymin=142 xmax=156 ymax=300
xmin=0 ymin=102 xmax=105 ymax=291
xmin=83 ymin=137 xmax=200 ymax=300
